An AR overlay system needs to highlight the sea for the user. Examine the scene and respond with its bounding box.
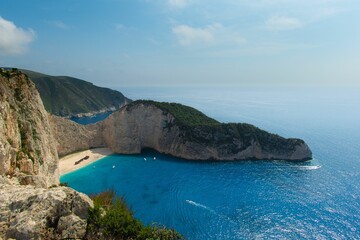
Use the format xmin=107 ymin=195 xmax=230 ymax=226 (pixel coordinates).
xmin=69 ymin=112 xmax=112 ymax=125
xmin=61 ymin=86 xmax=360 ymax=239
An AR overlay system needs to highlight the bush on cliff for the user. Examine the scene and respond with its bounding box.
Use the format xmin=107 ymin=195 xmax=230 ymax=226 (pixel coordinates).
xmin=86 ymin=190 xmax=183 ymax=240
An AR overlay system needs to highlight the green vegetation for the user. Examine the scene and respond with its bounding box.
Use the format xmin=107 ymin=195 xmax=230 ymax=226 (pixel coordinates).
xmin=128 ymin=100 xmax=219 ymax=127
xmin=21 ymin=69 xmax=131 ymax=117
xmin=129 ymin=100 xmax=303 ymax=154
xmin=86 ymin=190 xmax=183 ymax=240
xmin=0 ymin=68 xmax=13 ymax=78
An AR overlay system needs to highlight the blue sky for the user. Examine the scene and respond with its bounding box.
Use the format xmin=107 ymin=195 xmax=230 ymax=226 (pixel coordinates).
xmin=0 ymin=0 xmax=359 ymax=87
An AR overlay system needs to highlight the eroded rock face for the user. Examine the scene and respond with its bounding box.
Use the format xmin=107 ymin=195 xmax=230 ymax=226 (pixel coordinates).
xmin=0 ymin=179 xmax=93 ymax=240
xmin=0 ymin=69 xmax=58 ymax=187
xmin=102 ymin=104 xmax=180 ymax=154
xmin=101 ymin=102 xmax=312 ymax=161
xmin=48 ymin=114 xmax=105 ymax=157
xmin=0 ymin=69 xmax=93 ymax=240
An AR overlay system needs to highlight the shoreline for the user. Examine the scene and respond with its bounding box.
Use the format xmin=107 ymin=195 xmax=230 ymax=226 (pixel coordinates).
xmin=59 ymin=148 xmax=113 ymax=175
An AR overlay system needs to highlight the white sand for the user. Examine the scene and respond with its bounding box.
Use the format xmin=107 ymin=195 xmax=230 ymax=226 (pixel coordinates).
xmin=59 ymin=148 xmax=113 ymax=175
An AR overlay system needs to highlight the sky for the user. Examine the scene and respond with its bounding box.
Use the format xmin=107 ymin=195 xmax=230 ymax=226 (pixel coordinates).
xmin=0 ymin=0 xmax=360 ymax=87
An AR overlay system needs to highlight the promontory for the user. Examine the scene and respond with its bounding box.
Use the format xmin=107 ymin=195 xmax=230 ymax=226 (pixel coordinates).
xmin=51 ymin=100 xmax=312 ymax=161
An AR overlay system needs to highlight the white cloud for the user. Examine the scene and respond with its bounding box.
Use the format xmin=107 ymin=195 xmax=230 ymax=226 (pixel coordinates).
xmin=168 ymin=0 xmax=188 ymax=8
xmin=0 ymin=17 xmax=35 ymax=55
xmin=265 ymin=16 xmax=302 ymax=30
xmin=172 ymin=23 xmax=246 ymax=47
xmin=51 ymin=21 xmax=70 ymax=29
xmin=172 ymin=23 xmax=221 ymax=46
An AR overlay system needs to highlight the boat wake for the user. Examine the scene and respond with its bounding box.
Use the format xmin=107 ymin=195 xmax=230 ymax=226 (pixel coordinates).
xmin=186 ymin=200 xmax=211 ymax=210
xmin=185 ymin=200 xmax=237 ymax=224
xmin=295 ymin=165 xmax=321 ymax=170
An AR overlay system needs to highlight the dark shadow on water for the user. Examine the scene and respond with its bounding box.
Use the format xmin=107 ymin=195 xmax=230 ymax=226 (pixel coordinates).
xmin=149 ymin=199 xmax=159 ymax=205
xmin=141 ymin=193 xmax=151 ymax=200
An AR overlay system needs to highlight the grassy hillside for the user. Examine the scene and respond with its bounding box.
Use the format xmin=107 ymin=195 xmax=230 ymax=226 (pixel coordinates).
xmin=21 ymin=69 xmax=131 ymax=117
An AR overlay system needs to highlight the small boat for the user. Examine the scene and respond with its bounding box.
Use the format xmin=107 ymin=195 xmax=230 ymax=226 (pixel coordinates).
xmin=144 ymin=158 xmax=147 ymax=161
xmin=112 ymin=165 xmax=115 ymax=169
xmin=153 ymin=157 xmax=156 ymax=160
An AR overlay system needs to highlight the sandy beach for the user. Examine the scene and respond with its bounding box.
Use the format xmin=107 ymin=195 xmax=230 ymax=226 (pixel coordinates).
xmin=59 ymin=148 xmax=113 ymax=175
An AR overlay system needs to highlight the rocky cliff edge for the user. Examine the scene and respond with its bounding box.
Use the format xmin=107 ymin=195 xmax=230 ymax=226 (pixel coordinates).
xmin=0 ymin=69 xmax=58 ymax=187
xmin=0 ymin=69 xmax=93 ymax=239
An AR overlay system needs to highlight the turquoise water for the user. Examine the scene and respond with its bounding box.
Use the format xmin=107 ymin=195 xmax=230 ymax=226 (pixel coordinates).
xmin=70 ymin=111 xmax=112 ymax=125
xmin=61 ymin=87 xmax=360 ymax=239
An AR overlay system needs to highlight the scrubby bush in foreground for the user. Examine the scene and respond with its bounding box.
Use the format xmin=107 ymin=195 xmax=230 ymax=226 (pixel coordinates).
xmin=86 ymin=190 xmax=183 ymax=240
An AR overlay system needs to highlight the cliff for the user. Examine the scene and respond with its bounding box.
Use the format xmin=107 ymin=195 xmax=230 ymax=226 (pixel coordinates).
xmin=0 ymin=69 xmax=92 ymax=239
xmin=50 ymin=100 xmax=312 ymax=161
xmin=0 ymin=69 xmax=59 ymax=187
xmin=21 ymin=69 xmax=131 ymax=117
xmin=102 ymin=101 xmax=312 ymax=161
xmin=48 ymin=114 xmax=105 ymax=157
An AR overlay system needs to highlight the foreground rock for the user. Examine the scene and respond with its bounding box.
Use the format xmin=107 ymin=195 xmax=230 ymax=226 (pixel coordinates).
xmin=0 ymin=69 xmax=58 ymax=187
xmin=0 ymin=179 xmax=93 ymax=239
xmin=50 ymin=100 xmax=312 ymax=161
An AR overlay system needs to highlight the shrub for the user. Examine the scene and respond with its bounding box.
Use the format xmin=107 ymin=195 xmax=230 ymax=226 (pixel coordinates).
xmin=86 ymin=190 xmax=184 ymax=240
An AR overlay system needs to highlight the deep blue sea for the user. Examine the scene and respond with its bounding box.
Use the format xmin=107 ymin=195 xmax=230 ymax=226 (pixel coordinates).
xmin=62 ymin=87 xmax=360 ymax=239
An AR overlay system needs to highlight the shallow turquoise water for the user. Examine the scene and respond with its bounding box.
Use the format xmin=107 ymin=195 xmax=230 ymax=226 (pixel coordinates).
xmin=61 ymin=87 xmax=360 ymax=239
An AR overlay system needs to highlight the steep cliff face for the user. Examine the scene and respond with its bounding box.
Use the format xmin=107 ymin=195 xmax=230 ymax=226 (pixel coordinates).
xmin=0 ymin=69 xmax=93 ymax=239
xmin=49 ymin=114 xmax=105 ymax=157
xmin=0 ymin=69 xmax=59 ymax=187
xmin=101 ymin=101 xmax=312 ymax=161
xmin=102 ymin=104 xmax=178 ymax=154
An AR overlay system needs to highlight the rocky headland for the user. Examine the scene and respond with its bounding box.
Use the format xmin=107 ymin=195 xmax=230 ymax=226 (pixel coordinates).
xmin=50 ymin=100 xmax=312 ymax=161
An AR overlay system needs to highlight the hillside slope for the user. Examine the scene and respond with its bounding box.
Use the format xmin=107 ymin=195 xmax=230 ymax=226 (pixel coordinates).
xmin=21 ymin=69 xmax=131 ymax=117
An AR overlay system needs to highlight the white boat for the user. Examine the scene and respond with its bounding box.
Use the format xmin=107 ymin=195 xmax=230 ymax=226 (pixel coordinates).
xmin=144 ymin=158 xmax=147 ymax=161
xmin=153 ymin=157 xmax=156 ymax=160
xmin=112 ymin=165 xmax=115 ymax=169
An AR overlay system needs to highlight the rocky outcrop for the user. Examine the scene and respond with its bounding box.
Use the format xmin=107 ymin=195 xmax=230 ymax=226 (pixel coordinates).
xmin=49 ymin=114 xmax=105 ymax=157
xmin=101 ymin=101 xmax=312 ymax=161
xmin=0 ymin=69 xmax=93 ymax=239
xmin=0 ymin=178 xmax=93 ymax=239
xmin=102 ymin=104 xmax=176 ymax=155
xmin=0 ymin=69 xmax=58 ymax=187
xmin=49 ymin=100 xmax=312 ymax=161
